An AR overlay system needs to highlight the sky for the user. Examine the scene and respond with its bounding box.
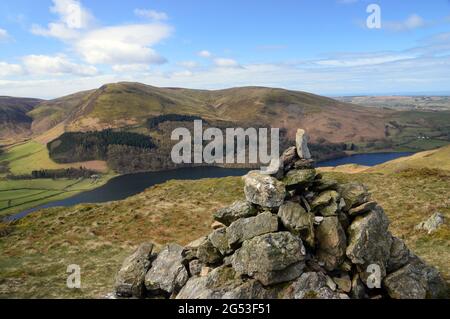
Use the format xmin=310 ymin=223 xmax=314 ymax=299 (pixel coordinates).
xmin=0 ymin=0 xmax=449 ymax=99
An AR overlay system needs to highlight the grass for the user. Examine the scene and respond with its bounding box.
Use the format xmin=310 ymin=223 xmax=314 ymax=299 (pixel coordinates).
xmin=0 ymin=140 xmax=114 ymax=217
xmin=0 ymin=165 xmax=448 ymax=298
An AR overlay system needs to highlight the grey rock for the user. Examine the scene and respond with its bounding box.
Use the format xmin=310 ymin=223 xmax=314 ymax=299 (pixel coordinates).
xmin=384 ymin=263 xmax=428 ymax=299
xmin=145 ymin=244 xmax=189 ymax=295
xmin=226 ymin=212 xmax=278 ymax=248
xmin=282 ymin=169 xmax=316 ymax=189
xmin=351 ymin=274 xmax=367 ymax=299
xmin=313 ymin=178 xmax=338 ymax=192
xmin=316 ymin=216 xmax=347 ymax=271
xmin=188 ymin=260 xmax=203 ymax=277
xmin=115 ymin=242 xmax=154 ymax=298
xmin=348 ymin=201 xmax=378 ymax=217
xmin=213 ymin=201 xmax=258 ymax=226
xmin=209 ymin=227 xmax=233 ymax=256
xmin=346 ymin=207 xmax=392 ymax=281
xmin=182 ymin=236 xmax=207 ymax=262
xmin=333 ymin=273 xmax=351 ymax=293
xmin=243 ymin=171 xmax=286 ymax=208
xmin=415 ymin=212 xmax=445 ymax=234
xmin=278 ymin=201 xmax=315 ymax=247
xmin=279 ymin=146 xmax=299 ymax=173
xmin=311 ymin=190 xmax=339 ymax=210
xmin=232 ymin=232 xmax=306 ymax=286
xmin=295 ymin=129 xmax=312 ymax=159
xmin=283 ymin=272 xmax=347 ymax=299
xmin=387 ymin=237 xmax=411 ymax=273
xmin=339 ymin=182 xmax=370 ymax=211
xmin=197 ymin=237 xmax=223 ymax=265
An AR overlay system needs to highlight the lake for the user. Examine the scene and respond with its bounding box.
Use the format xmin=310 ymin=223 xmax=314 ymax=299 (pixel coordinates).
xmin=6 ymin=152 xmax=413 ymax=221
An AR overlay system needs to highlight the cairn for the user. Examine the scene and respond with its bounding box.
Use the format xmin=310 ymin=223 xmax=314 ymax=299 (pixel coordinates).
xmin=114 ymin=129 xmax=446 ymax=299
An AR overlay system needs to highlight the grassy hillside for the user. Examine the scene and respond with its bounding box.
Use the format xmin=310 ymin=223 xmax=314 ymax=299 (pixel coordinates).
xmin=0 ymin=97 xmax=43 ymax=143
xmin=0 ymin=149 xmax=448 ymax=298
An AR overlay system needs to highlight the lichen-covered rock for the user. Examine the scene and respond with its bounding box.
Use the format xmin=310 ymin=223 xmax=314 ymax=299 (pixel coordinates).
xmin=346 ymin=207 xmax=392 ymax=281
xmin=115 ymin=242 xmax=154 ymax=298
xmin=243 ymin=171 xmax=286 ymax=208
xmin=295 ymin=129 xmax=312 ymax=159
xmin=209 ymin=227 xmax=232 ymax=256
xmin=316 ymin=216 xmax=347 ymax=271
xmin=278 ymin=201 xmax=315 ymax=247
xmin=279 ymin=146 xmax=299 ymax=173
xmin=384 ymin=263 xmax=428 ymax=299
xmin=145 ymin=244 xmax=189 ymax=295
xmin=182 ymin=236 xmax=207 ymax=262
xmin=282 ymin=169 xmax=316 ymax=189
xmin=226 ymin=212 xmax=278 ymax=248
xmin=333 ymin=273 xmax=351 ymax=293
xmin=283 ymin=272 xmax=348 ymax=299
xmin=197 ymin=237 xmax=223 ymax=265
xmin=176 ymin=266 xmax=280 ymax=299
xmin=213 ymin=201 xmax=257 ymax=226
xmin=348 ymin=201 xmax=377 ymax=217
xmin=311 ymin=190 xmax=339 ymax=210
xmin=339 ymin=182 xmax=370 ymax=211
xmin=232 ymin=232 xmax=306 ymax=286
xmin=415 ymin=212 xmax=445 ymax=234
xmin=387 ymin=237 xmax=410 ymax=273
xmin=351 ymin=274 xmax=367 ymax=299
xmin=312 ymin=177 xmax=338 ymax=192
xmin=188 ymin=260 xmax=203 ymax=277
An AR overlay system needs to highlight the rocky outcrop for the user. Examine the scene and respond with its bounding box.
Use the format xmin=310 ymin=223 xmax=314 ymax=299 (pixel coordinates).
xmin=115 ymin=130 xmax=446 ymax=299
xmin=415 ymin=212 xmax=445 ymax=234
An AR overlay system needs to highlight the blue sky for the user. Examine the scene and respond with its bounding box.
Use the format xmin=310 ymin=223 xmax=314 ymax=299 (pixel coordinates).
xmin=0 ymin=0 xmax=449 ymax=98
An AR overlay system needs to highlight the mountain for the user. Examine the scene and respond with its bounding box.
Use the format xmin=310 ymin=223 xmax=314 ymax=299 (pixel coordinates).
xmin=23 ymin=82 xmax=393 ymax=143
xmin=0 ymin=97 xmax=43 ymax=142
xmin=336 ymin=96 xmax=450 ymax=111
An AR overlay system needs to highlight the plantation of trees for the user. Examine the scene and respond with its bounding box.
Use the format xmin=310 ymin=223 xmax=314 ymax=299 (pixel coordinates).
xmin=146 ymin=114 xmax=204 ymax=130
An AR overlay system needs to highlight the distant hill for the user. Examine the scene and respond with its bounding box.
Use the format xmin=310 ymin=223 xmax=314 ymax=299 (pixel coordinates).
xmin=336 ymin=96 xmax=450 ymax=111
xmin=0 ymin=97 xmax=43 ymax=142
xmin=24 ymin=82 xmax=393 ymax=144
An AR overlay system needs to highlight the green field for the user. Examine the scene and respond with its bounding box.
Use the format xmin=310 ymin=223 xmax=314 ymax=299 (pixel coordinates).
xmin=0 ymin=140 xmax=114 ymax=217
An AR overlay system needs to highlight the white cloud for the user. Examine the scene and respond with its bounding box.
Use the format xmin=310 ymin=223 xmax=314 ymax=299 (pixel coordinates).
xmin=0 ymin=28 xmax=10 ymax=41
xmin=172 ymin=70 xmax=193 ymax=77
xmin=23 ymin=54 xmax=98 ymax=76
xmin=112 ymin=64 xmax=150 ymax=73
xmin=178 ymin=61 xmax=198 ymax=69
xmin=384 ymin=14 xmax=426 ymax=32
xmin=213 ymin=58 xmax=240 ymax=68
xmin=75 ymin=24 xmax=172 ymax=65
xmin=134 ymin=9 xmax=168 ymax=21
xmin=198 ymin=50 xmax=212 ymax=58
xmin=316 ymin=54 xmax=413 ymax=67
xmin=31 ymin=0 xmax=94 ymax=40
xmin=0 ymin=62 xmax=23 ymax=77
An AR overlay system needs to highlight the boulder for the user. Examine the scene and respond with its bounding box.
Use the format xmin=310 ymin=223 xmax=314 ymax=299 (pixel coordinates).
xmin=333 ymin=273 xmax=351 ymax=293
xmin=243 ymin=171 xmax=286 ymax=208
xmin=232 ymin=232 xmax=306 ymax=286
xmin=145 ymin=244 xmax=189 ymax=295
xmin=188 ymin=260 xmax=203 ymax=277
xmin=209 ymin=227 xmax=232 ymax=256
xmin=351 ymin=274 xmax=367 ymax=299
xmin=387 ymin=237 xmax=410 ymax=273
xmin=295 ymin=129 xmax=312 ymax=159
xmin=197 ymin=237 xmax=223 ymax=265
xmin=311 ymin=190 xmax=339 ymax=210
xmin=348 ymin=201 xmax=377 ymax=217
xmin=211 ymin=221 xmax=225 ymax=230
xmin=115 ymin=242 xmax=154 ymax=298
xmin=226 ymin=212 xmax=279 ymax=248
xmin=415 ymin=212 xmax=445 ymax=234
xmin=213 ymin=201 xmax=257 ymax=226
xmin=312 ymin=177 xmax=338 ymax=192
xmin=384 ymin=263 xmax=428 ymax=299
xmin=283 ymin=272 xmax=348 ymax=299
xmin=182 ymin=236 xmax=207 ymax=262
xmin=346 ymin=207 xmax=392 ymax=281
xmin=279 ymin=146 xmax=299 ymax=172
xmin=282 ymin=169 xmax=316 ymax=189
xmin=278 ymin=201 xmax=315 ymax=247
xmin=316 ymin=216 xmax=347 ymax=271
xmin=339 ymin=182 xmax=370 ymax=211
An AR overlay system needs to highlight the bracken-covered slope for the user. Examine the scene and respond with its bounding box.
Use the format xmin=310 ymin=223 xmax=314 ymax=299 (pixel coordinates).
xmin=24 ymin=82 xmax=393 ymax=143
xmin=0 ymin=97 xmax=43 ymax=142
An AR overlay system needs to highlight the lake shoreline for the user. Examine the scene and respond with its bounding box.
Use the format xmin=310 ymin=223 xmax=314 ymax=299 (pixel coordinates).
xmin=2 ymin=151 xmax=415 ymax=222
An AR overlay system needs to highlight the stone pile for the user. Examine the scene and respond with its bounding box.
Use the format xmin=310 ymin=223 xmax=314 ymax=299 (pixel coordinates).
xmin=114 ymin=129 xmax=447 ymax=299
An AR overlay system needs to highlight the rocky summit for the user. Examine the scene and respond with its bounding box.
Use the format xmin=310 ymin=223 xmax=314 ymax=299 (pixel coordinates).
xmin=114 ymin=131 xmax=447 ymax=299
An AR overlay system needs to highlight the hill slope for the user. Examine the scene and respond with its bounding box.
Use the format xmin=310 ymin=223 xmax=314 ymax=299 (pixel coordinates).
xmin=0 ymin=97 xmax=43 ymax=142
